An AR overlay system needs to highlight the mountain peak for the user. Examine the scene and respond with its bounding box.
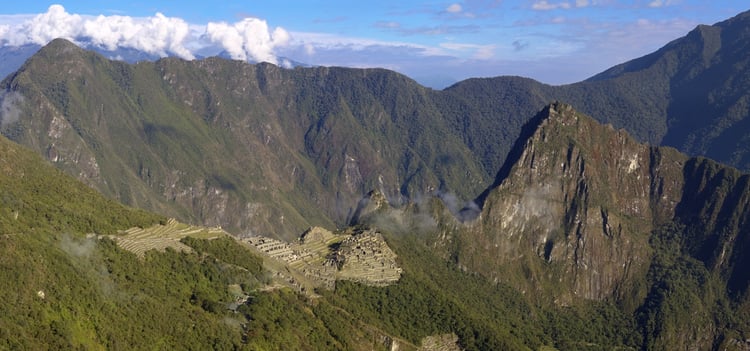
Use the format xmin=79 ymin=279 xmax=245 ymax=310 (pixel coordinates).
xmin=16 ymin=38 xmax=97 ymax=79
xmin=462 ymin=102 xmax=688 ymax=302
xmin=541 ymin=101 xmax=583 ymax=127
xmin=35 ymin=38 xmax=86 ymax=59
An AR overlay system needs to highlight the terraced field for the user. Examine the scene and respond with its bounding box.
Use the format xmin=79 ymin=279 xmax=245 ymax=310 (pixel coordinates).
xmin=109 ymin=218 xmax=227 ymax=258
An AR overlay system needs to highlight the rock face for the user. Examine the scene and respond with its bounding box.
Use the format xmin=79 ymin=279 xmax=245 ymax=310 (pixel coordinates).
xmin=451 ymin=103 xmax=687 ymax=302
xmin=433 ymin=102 xmax=750 ymax=348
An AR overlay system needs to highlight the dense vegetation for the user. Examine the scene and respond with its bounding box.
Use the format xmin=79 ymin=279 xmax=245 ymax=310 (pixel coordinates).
xmin=0 ymin=135 xmax=163 ymax=234
xmin=0 ymin=132 xmax=681 ymax=350
xmin=0 ymin=135 xmax=246 ymax=349
xmin=2 ymin=8 xmax=750 ymax=351
xmin=326 ymin=232 xmax=646 ymax=351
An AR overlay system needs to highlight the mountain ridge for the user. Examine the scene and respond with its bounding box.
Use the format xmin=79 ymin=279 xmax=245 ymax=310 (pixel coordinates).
xmin=4 ymin=6 xmax=750 ymax=240
xmin=1 ymin=38 xmax=492 ymax=240
xmin=5 ymin=8 xmax=750 ymax=351
xmin=428 ymin=102 xmax=750 ymax=349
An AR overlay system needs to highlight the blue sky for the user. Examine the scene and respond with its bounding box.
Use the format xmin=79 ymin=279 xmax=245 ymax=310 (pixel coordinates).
xmin=0 ymin=1 xmax=747 ymax=88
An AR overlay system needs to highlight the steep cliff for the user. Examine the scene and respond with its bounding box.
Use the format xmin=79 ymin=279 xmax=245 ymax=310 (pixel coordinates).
xmin=451 ymin=103 xmax=682 ymax=302
xmin=440 ymin=102 xmax=750 ymax=349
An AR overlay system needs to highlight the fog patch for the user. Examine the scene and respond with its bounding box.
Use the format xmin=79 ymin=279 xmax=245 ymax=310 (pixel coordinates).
xmin=368 ymin=207 xmax=438 ymax=236
xmin=58 ymin=234 xmax=116 ymax=296
xmin=437 ymin=191 xmax=480 ymax=222
xmin=59 ymin=233 xmax=97 ymax=259
xmin=517 ymin=183 xmax=557 ymax=224
xmin=0 ymin=90 xmax=25 ymax=128
xmin=501 ymin=182 xmax=559 ymax=237
xmin=352 ymin=192 xmax=438 ymax=236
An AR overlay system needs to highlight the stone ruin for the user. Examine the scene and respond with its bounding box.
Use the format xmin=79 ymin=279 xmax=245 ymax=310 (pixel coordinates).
xmin=331 ymin=230 xmax=402 ymax=286
xmin=243 ymin=226 xmax=402 ymax=292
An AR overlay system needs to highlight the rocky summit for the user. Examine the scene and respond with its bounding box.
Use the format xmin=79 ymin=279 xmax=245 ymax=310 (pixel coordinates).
xmin=435 ymin=102 xmax=750 ymax=349
xmin=450 ymin=102 xmax=683 ymax=302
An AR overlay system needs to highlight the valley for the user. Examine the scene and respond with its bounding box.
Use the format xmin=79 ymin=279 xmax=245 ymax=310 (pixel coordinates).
xmin=2 ymin=8 xmax=750 ymax=351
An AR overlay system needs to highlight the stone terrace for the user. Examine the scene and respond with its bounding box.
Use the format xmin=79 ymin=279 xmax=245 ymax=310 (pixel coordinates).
xmin=109 ymin=218 xmax=226 ymax=258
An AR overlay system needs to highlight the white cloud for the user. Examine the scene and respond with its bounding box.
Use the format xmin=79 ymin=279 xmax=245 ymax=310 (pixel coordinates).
xmin=21 ymin=4 xmax=83 ymax=45
xmin=204 ymin=18 xmax=289 ymax=64
xmin=0 ymin=4 xmax=295 ymax=64
xmin=532 ymin=1 xmax=572 ymax=11
xmin=446 ymin=4 xmax=463 ymax=13
xmin=83 ymin=12 xmax=194 ymax=59
xmin=647 ymin=0 xmax=677 ymax=8
xmin=0 ymin=4 xmax=195 ymax=59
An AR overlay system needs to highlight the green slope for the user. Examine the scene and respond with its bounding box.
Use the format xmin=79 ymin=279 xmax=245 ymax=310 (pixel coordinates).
xmin=1 ymin=39 xmax=488 ymax=241
xmin=0 ymin=130 xmax=648 ymax=350
xmin=0 ymin=133 xmax=395 ymax=350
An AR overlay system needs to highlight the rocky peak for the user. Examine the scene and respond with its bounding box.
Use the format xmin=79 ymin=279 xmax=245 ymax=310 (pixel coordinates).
xmin=456 ymin=103 xmax=687 ymax=303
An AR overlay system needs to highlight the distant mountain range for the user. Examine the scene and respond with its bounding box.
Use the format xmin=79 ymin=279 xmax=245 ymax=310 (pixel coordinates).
xmin=0 ymin=43 xmax=310 ymax=85
xmin=3 ymin=8 xmax=750 ymax=350
xmin=3 ymin=10 xmax=750 ymax=240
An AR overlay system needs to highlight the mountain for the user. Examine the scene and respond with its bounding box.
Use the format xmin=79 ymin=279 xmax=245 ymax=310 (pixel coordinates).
xmin=0 ymin=44 xmax=311 ymax=83
xmin=4 ymin=9 xmax=750 ymax=350
xmin=443 ymin=9 xmax=750 ymax=173
xmin=422 ymin=102 xmax=750 ymax=350
xmin=0 ymin=130 xmax=645 ymax=350
xmin=3 ymin=11 xmax=750 ymax=243
xmin=0 ymin=131 xmax=423 ymax=350
xmin=4 ymin=72 xmax=750 ymax=348
xmin=0 ymin=133 xmax=253 ymax=349
xmin=0 ymin=38 xmax=490 ymax=241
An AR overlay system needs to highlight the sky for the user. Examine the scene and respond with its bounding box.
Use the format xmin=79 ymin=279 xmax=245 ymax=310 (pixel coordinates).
xmin=0 ymin=1 xmax=747 ymax=88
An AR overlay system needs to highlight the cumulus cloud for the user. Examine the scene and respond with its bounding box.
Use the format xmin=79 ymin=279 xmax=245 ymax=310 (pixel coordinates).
xmin=84 ymin=13 xmax=193 ymax=58
xmin=205 ymin=18 xmax=290 ymax=64
xmin=24 ymin=5 xmax=81 ymax=44
xmin=0 ymin=5 xmax=194 ymax=59
xmin=0 ymin=4 xmax=293 ymax=64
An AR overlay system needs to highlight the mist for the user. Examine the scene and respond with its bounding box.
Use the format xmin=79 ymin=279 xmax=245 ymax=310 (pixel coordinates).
xmin=0 ymin=90 xmax=24 ymax=128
